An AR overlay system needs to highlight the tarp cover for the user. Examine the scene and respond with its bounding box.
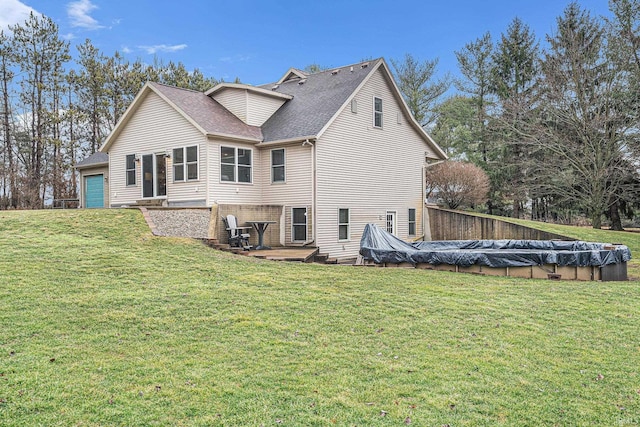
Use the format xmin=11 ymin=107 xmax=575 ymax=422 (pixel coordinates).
xmin=359 ymin=224 xmax=631 ymax=268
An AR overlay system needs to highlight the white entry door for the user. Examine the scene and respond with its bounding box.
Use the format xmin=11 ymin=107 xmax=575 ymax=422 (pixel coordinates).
xmin=386 ymin=211 xmax=396 ymax=235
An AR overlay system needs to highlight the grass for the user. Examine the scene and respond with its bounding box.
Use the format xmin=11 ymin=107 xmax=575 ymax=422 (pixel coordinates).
xmin=0 ymin=209 xmax=639 ymax=426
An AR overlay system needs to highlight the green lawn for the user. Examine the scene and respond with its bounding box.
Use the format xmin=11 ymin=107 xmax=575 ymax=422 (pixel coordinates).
xmin=0 ymin=209 xmax=639 ymax=426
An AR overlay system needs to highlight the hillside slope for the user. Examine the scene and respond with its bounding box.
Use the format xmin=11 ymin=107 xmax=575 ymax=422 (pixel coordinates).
xmin=0 ymin=209 xmax=638 ymax=425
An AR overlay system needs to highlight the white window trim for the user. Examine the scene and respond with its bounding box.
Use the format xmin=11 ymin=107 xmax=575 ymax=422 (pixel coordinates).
xmin=173 ymin=145 xmax=199 ymax=183
xmin=338 ymin=208 xmax=350 ymax=242
xmin=220 ymin=146 xmax=253 ymax=184
xmin=271 ymin=148 xmax=286 ymax=184
xmin=373 ymin=96 xmax=383 ymax=128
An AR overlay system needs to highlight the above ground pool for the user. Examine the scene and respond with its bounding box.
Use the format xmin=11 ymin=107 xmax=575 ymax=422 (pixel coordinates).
xmin=359 ymin=224 xmax=631 ymax=281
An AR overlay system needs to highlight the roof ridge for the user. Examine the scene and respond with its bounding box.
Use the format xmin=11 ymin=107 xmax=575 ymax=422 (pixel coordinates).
xmin=149 ymin=81 xmax=209 ymax=94
xmin=313 ymin=58 xmax=382 ymax=75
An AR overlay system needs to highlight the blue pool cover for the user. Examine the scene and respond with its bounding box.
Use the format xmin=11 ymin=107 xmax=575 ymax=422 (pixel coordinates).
xmin=360 ymin=224 xmax=631 ymax=268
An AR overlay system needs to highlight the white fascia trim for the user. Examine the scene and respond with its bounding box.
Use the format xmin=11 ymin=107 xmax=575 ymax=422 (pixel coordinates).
xmin=205 ymin=132 xmax=263 ymax=144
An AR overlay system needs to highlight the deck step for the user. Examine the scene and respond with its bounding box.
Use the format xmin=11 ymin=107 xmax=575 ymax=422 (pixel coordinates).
xmin=314 ymin=253 xmax=330 ymax=263
xmin=324 ymin=257 xmax=338 ymax=264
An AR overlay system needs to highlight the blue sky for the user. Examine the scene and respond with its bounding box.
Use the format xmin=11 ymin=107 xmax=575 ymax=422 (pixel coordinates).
xmin=2 ymin=0 xmax=613 ymax=85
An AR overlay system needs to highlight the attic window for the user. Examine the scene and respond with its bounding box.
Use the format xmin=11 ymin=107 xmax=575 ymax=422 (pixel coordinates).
xmin=374 ymin=97 xmax=382 ymax=128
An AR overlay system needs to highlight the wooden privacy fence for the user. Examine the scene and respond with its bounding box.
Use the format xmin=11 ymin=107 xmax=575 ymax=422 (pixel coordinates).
xmin=427 ymin=207 xmax=573 ymax=241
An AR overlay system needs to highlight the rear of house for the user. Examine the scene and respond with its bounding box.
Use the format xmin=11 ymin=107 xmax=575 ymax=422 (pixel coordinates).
xmin=86 ymin=58 xmax=446 ymax=260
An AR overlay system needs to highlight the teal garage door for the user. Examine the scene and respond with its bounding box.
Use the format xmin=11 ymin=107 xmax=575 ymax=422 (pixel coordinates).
xmin=85 ymin=175 xmax=104 ymax=208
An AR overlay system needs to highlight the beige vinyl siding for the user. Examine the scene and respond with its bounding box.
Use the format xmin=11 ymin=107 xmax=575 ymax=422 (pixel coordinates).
xmin=212 ymin=88 xmax=286 ymax=126
xmin=261 ymin=144 xmax=313 ymax=206
xmin=211 ymin=88 xmax=247 ymax=122
xmin=315 ymin=68 xmax=430 ymax=259
xmin=246 ymin=92 xmax=287 ymax=126
xmin=108 ymin=91 xmax=208 ymax=206
xmin=260 ymin=144 xmax=314 ymax=245
xmin=207 ymin=138 xmax=263 ymax=205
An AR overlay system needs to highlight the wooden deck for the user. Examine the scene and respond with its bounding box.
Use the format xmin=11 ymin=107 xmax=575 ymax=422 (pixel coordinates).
xmin=246 ymin=247 xmax=319 ymax=262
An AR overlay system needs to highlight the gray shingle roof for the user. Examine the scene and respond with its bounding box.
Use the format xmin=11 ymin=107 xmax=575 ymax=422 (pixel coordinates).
xmin=76 ymin=151 xmax=108 ymax=169
xmin=149 ymin=82 xmax=263 ymax=141
xmin=108 ymin=59 xmax=380 ymax=146
xmin=260 ymin=59 xmax=381 ymax=142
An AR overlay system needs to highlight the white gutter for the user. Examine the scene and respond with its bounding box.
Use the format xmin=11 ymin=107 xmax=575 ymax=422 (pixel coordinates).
xmin=257 ymin=135 xmax=318 ymax=147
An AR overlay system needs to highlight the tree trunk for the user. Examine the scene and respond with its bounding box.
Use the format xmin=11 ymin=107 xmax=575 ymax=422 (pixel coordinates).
xmin=608 ymin=200 xmax=624 ymax=231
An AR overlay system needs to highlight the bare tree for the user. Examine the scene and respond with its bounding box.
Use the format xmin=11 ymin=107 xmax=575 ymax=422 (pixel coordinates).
xmin=425 ymin=161 xmax=490 ymax=209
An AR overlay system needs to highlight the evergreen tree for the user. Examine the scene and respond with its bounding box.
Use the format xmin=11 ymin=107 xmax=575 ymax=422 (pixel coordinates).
xmin=490 ymin=17 xmax=540 ymax=218
xmin=11 ymin=12 xmax=70 ymax=207
xmin=390 ymin=53 xmax=451 ymax=127
xmin=76 ymin=39 xmax=109 ymax=154
xmin=454 ymin=32 xmax=500 ymax=213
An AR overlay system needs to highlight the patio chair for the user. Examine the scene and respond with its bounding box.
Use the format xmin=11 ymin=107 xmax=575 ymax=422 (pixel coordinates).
xmin=222 ymin=214 xmax=252 ymax=250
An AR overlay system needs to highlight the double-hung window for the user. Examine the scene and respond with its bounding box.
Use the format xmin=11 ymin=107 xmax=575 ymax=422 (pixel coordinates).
xmin=271 ymin=148 xmax=285 ymax=183
xmin=408 ymin=208 xmax=416 ymax=236
xmin=221 ymin=146 xmax=252 ymax=183
xmin=338 ymin=208 xmax=350 ymax=241
xmin=173 ymin=146 xmax=198 ymax=181
xmin=125 ymin=154 xmax=136 ymax=186
xmin=374 ymin=97 xmax=383 ymax=128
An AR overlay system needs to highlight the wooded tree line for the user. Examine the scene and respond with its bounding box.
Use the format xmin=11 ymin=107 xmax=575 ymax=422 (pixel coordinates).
xmin=0 ymin=12 xmax=218 ymax=209
xmin=393 ymin=0 xmax=640 ymax=230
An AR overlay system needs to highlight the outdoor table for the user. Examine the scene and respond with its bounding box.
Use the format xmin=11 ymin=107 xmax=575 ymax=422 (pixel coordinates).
xmin=246 ymin=220 xmax=276 ymax=250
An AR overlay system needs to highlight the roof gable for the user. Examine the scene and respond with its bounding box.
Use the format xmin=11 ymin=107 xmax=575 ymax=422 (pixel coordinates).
xmin=100 ymin=82 xmax=262 ymax=152
xmin=362 ymin=60 xmax=448 ymax=160
xmin=276 ymin=68 xmax=308 ymax=84
xmin=260 ymin=59 xmax=381 ymax=142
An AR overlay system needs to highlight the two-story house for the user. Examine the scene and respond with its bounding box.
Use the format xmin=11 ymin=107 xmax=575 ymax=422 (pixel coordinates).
xmin=76 ymin=58 xmax=447 ymax=260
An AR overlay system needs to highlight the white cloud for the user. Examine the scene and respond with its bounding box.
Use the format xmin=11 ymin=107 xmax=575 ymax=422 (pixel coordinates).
xmin=219 ymin=54 xmax=251 ymax=63
xmin=67 ymin=0 xmax=104 ymax=30
xmin=61 ymin=32 xmax=76 ymax=40
xmin=138 ymin=44 xmax=188 ymax=54
xmin=121 ymin=46 xmax=132 ymax=54
xmin=0 ymin=0 xmax=39 ymax=32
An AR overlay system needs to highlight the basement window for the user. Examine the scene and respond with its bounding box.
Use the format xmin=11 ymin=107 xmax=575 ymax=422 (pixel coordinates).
xmin=408 ymin=208 xmax=416 ymax=236
xmin=338 ymin=208 xmax=350 ymax=241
